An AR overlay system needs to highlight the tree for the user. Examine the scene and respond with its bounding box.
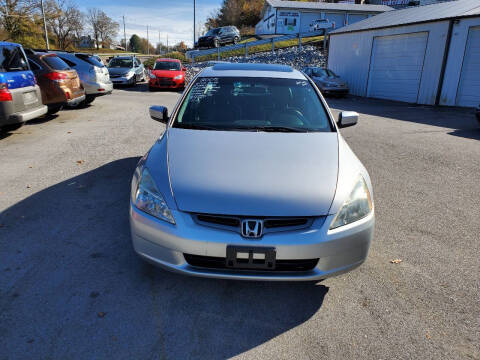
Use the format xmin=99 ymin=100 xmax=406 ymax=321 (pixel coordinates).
xmin=97 ymin=11 xmax=118 ymax=48
xmin=86 ymin=8 xmax=101 ymax=49
xmin=0 ymin=0 xmax=42 ymax=45
xmin=129 ymin=34 xmax=142 ymax=52
xmin=45 ymin=0 xmax=83 ymax=50
xmin=86 ymin=8 xmax=118 ymax=49
xmin=172 ymin=41 xmax=187 ymax=53
xmin=205 ymin=0 xmax=264 ymax=30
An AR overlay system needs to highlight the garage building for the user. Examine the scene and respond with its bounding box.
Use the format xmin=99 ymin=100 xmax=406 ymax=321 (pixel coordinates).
xmin=255 ymin=0 xmax=392 ymax=37
xmin=328 ymin=0 xmax=480 ymax=107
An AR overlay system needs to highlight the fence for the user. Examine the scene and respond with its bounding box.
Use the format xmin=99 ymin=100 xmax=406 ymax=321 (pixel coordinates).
xmin=186 ymin=31 xmax=327 ymax=63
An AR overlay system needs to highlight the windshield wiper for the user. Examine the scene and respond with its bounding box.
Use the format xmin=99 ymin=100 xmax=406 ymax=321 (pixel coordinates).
xmin=174 ymin=123 xmax=221 ymax=130
xmin=233 ymin=126 xmax=309 ymax=133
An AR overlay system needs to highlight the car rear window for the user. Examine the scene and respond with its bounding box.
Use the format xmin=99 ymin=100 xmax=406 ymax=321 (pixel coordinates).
xmin=75 ymin=54 xmax=104 ymax=67
xmin=0 ymin=45 xmax=29 ymax=72
xmin=43 ymin=55 xmax=70 ymax=70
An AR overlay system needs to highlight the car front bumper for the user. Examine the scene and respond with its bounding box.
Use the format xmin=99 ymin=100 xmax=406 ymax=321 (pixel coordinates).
xmin=320 ymin=86 xmax=349 ymax=96
xmin=149 ymin=78 xmax=184 ymax=89
xmin=130 ymin=203 xmax=374 ymax=281
xmin=110 ymin=76 xmax=135 ymax=85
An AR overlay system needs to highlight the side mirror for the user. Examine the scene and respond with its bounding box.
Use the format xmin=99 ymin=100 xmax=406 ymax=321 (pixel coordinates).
xmin=337 ymin=111 xmax=358 ymax=128
xmin=182 ymin=67 xmax=186 ymax=72
xmin=150 ymin=105 xmax=168 ymax=124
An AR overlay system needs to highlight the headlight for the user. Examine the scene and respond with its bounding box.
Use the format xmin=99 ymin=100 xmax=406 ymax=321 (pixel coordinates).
xmin=329 ymin=176 xmax=373 ymax=230
xmin=173 ymin=74 xmax=183 ymax=80
xmin=134 ymin=168 xmax=175 ymax=224
xmin=125 ymin=70 xmax=134 ymax=78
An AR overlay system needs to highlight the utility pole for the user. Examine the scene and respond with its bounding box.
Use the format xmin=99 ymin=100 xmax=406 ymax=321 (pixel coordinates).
xmin=123 ymin=15 xmax=127 ymax=51
xmin=166 ymin=34 xmax=169 ymax=53
xmin=193 ymin=0 xmax=196 ymax=47
xmin=147 ymin=25 xmax=149 ymax=55
xmin=158 ymin=31 xmax=161 ymax=54
xmin=40 ymin=0 xmax=49 ymax=49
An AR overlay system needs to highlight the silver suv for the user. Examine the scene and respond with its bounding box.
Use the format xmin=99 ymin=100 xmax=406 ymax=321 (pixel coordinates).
xmin=53 ymin=52 xmax=112 ymax=106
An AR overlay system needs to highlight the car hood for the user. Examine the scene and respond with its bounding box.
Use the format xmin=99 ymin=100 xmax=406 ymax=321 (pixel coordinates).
xmin=165 ymin=128 xmax=339 ymax=216
xmin=151 ymin=69 xmax=183 ymax=78
xmin=108 ymin=67 xmax=132 ymax=75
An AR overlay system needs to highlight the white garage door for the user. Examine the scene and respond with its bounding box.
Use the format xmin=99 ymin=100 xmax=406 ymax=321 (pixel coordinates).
xmin=367 ymin=32 xmax=428 ymax=103
xmin=456 ymin=26 xmax=480 ymax=107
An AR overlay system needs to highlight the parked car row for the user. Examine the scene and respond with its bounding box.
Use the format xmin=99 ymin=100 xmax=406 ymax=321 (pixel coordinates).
xmin=0 ymin=41 xmax=118 ymax=133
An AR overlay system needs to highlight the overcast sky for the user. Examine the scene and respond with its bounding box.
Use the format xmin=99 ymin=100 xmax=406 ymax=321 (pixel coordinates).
xmin=79 ymin=0 xmax=222 ymax=47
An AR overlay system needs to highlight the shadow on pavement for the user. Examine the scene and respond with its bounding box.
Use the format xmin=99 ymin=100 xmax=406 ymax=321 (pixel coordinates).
xmin=113 ymin=82 xmax=150 ymax=93
xmin=0 ymin=157 xmax=327 ymax=359
xmin=327 ymin=96 xmax=480 ymax=141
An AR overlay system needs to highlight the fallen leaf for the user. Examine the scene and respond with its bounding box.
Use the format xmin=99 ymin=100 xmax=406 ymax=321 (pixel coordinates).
xmin=67 ymin=131 xmax=72 ymax=134
xmin=97 ymin=312 xmax=106 ymax=318
xmin=26 ymin=185 xmax=31 ymax=189
xmin=390 ymin=259 xmax=402 ymax=264
xmin=28 ymin=166 xmax=33 ymax=168
xmin=76 ymin=160 xmax=84 ymax=165
xmin=426 ymin=333 xmax=431 ymax=339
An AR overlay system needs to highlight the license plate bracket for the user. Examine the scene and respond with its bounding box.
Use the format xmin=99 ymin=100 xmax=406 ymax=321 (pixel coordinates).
xmin=23 ymin=91 xmax=37 ymax=105
xmin=226 ymin=246 xmax=276 ymax=270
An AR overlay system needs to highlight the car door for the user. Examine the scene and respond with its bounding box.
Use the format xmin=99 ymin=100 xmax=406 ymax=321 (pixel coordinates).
xmin=135 ymin=59 xmax=143 ymax=80
xmin=219 ymin=28 xmax=229 ymax=44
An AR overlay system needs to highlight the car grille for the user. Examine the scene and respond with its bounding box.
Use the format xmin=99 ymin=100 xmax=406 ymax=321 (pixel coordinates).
xmin=192 ymin=214 xmax=318 ymax=236
xmin=184 ymin=254 xmax=319 ymax=272
xmin=109 ymin=74 xmax=122 ymax=78
xmin=155 ymin=77 xmax=174 ymax=86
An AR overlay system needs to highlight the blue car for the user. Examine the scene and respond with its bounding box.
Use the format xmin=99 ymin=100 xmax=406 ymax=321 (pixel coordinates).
xmin=0 ymin=42 xmax=47 ymax=132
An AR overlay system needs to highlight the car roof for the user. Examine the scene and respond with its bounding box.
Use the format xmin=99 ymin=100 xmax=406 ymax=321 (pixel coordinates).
xmin=200 ymin=62 xmax=305 ymax=79
xmin=0 ymin=41 xmax=21 ymax=47
xmin=155 ymin=58 xmax=181 ymax=62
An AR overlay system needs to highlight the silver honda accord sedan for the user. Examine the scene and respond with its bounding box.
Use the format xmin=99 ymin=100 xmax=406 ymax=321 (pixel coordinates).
xmin=129 ymin=63 xmax=374 ymax=281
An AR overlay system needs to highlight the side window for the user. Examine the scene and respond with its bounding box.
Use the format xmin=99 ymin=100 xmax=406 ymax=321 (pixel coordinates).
xmin=28 ymin=60 xmax=41 ymax=71
xmin=59 ymin=56 xmax=76 ymax=67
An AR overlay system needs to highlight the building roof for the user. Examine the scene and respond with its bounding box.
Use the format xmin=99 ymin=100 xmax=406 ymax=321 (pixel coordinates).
xmin=265 ymin=0 xmax=392 ymax=13
xmin=331 ymin=0 xmax=480 ymax=35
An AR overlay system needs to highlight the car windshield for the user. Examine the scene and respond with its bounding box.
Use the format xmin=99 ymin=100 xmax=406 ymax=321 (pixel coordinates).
xmin=0 ymin=45 xmax=29 ymax=72
xmin=154 ymin=61 xmax=181 ymax=71
xmin=205 ymin=28 xmax=220 ymax=36
xmin=174 ymin=77 xmax=332 ymax=132
xmin=109 ymin=58 xmax=133 ymax=68
xmin=311 ymin=68 xmax=337 ymax=78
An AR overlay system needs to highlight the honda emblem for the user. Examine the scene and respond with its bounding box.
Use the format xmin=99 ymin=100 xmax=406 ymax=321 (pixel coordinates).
xmin=241 ymin=219 xmax=264 ymax=238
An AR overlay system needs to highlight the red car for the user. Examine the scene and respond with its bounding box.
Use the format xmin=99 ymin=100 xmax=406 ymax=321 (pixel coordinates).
xmin=148 ymin=58 xmax=186 ymax=91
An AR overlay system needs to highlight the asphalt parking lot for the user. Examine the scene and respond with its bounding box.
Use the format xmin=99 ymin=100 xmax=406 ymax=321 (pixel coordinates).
xmin=1 ymin=84 xmax=479 ymax=359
